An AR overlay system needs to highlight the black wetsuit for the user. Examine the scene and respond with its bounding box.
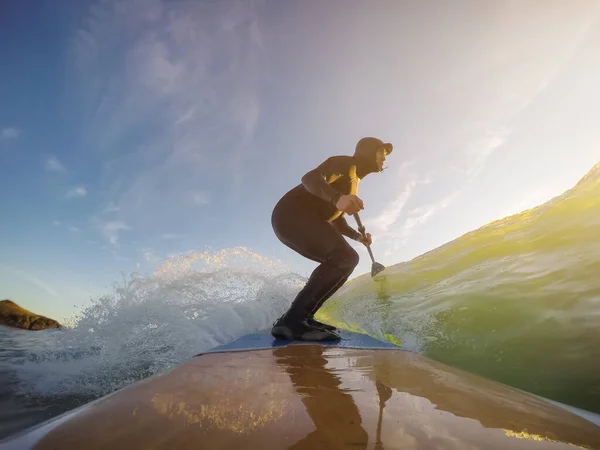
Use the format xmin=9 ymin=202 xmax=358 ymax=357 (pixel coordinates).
xmin=272 ymin=153 xmax=377 ymax=324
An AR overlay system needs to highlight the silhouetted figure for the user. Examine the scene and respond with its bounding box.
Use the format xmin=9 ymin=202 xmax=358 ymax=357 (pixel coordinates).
xmin=271 ymin=137 xmax=393 ymax=341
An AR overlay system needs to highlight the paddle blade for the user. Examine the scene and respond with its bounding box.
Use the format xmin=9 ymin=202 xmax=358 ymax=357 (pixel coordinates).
xmin=371 ymin=262 xmax=385 ymax=277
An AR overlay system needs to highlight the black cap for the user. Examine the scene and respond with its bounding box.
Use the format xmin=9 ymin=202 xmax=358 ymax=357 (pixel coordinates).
xmin=354 ymin=137 xmax=393 ymax=157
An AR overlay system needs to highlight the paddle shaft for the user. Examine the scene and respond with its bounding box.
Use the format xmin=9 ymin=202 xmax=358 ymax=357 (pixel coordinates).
xmin=353 ymin=213 xmax=376 ymax=264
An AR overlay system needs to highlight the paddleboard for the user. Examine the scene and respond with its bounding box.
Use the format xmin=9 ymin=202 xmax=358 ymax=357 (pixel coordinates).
xmin=199 ymin=329 xmax=400 ymax=354
xmin=1 ymin=330 xmax=600 ymax=450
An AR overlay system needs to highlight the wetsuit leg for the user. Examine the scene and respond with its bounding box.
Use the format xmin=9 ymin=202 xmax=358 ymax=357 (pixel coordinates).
xmin=309 ymin=274 xmax=350 ymax=315
xmin=271 ymin=203 xmax=359 ymax=323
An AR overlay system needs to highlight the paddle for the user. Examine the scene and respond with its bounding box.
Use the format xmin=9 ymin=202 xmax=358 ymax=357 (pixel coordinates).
xmin=353 ymin=213 xmax=386 ymax=277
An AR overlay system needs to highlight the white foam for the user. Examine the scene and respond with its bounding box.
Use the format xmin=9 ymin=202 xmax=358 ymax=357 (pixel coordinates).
xmin=12 ymin=248 xmax=305 ymax=398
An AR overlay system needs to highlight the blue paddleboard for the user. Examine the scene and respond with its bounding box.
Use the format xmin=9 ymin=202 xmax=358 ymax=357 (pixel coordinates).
xmin=200 ymin=329 xmax=400 ymax=355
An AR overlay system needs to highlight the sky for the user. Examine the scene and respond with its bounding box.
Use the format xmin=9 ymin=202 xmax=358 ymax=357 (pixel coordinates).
xmin=1 ymin=0 xmax=600 ymax=321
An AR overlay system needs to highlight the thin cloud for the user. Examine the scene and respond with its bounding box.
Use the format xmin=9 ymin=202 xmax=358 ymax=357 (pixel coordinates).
xmin=69 ymin=226 xmax=82 ymax=233
xmin=403 ymin=191 xmax=461 ymax=233
xmin=369 ymin=134 xmax=496 ymax=257
xmin=392 ymin=128 xmax=510 ymax=236
xmin=370 ymin=180 xmax=416 ymax=232
xmin=141 ymin=248 xmax=162 ymax=262
xmin=161 ymin=233 xmax=182 ymax=240
xmin=101 ymin=201 xmax=120 ymax=213
xmin=66 ymin=186 xmax=88 ymax=198
xmin=45 ymin=156 xmax=66 ymax=172
xmin=367 ymin=162 xmax=431 ymax=233
xmin=174 ymin=107 xmax=195 ymax=125
xmin=381 ymin=190 xmax=462 ymax=258
xmin=1 ymin=127 xmax=21 ymax=140
xmin=192 ymin=191 xmax=208 ymax=206
xmin=71 ymin=0 xmax=266 ymax=231
xmin=144 ymin=252 xmax=159 ymax=262
xmin=464 ymin=128 xmax=509 ymax=178
xmin=99 ymin=221 xmax=131 ymax=246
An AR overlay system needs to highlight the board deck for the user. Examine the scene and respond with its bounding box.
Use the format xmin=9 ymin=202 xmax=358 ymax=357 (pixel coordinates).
xmin=3 ymin=330 xmax=600 ymax=450
xmin=5 ymin=341 xmax=600 ymax=450
xmin=200 ymin=329 xmax=400 ymax=355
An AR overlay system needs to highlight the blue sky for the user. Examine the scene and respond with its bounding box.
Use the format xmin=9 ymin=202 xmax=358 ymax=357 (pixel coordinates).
xmin=2 ymin=0 xmax=600 ymax=321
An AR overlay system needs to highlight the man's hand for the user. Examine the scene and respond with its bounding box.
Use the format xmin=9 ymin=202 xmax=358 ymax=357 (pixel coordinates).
xmin=357 ymin=232 xmax=372 ymax=247
xmin=335 ymin=194 xmax=364 ymax=215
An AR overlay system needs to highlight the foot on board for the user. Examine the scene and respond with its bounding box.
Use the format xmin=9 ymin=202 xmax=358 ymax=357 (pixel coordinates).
xmin=306 ymin=316 xmax=337 ymax=332
xmin=271 ymin=317 xmax=340 ymax=341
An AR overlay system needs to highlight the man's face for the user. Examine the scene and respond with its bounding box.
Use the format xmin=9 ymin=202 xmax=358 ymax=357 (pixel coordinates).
xmin=375 ymin=148 xmax=387 ymax=171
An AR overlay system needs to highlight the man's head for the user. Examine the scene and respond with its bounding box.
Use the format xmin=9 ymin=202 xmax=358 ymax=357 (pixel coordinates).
xmin=353 ymin=137 xmax=393 ymax=177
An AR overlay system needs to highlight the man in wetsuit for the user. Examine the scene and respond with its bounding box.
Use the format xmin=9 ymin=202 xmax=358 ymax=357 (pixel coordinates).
xmin=271 ymin=136 xmax=393 ymax=341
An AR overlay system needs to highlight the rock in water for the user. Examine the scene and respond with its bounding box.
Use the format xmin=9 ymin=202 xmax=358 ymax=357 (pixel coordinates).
xmin=0 ymin=299 xmax=62 ymax=330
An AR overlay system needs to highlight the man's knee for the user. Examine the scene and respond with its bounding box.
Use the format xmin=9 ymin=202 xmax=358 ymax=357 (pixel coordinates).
xmin=330 ymin=245 xmax=359 ymax=273
xmin=345 ymin=247 xmax=360 ymax=271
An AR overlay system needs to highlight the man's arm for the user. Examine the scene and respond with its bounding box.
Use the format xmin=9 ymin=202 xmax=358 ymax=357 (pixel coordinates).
xmin=300 ymin=156 xmax=354 ymax=207
xmin=331 ymin=215 xmax=361 ymax=241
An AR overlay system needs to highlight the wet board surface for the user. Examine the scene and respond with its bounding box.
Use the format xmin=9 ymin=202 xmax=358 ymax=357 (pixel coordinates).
xmin=200 ymin=329 xmax=400 ymax=355
xmin=6 ymin=343 xmax=600 ymax=450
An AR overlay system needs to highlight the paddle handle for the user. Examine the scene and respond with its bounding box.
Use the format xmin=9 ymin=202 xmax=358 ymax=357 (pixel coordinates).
xmin=353 ymin=213 xmax=376 ymax=264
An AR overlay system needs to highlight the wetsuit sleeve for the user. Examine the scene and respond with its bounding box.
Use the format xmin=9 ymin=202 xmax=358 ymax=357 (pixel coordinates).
xmin=332 ymin=215 xmax=361 ymax=241
xmin=300 ymin=156 xmax=354 ymax=206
